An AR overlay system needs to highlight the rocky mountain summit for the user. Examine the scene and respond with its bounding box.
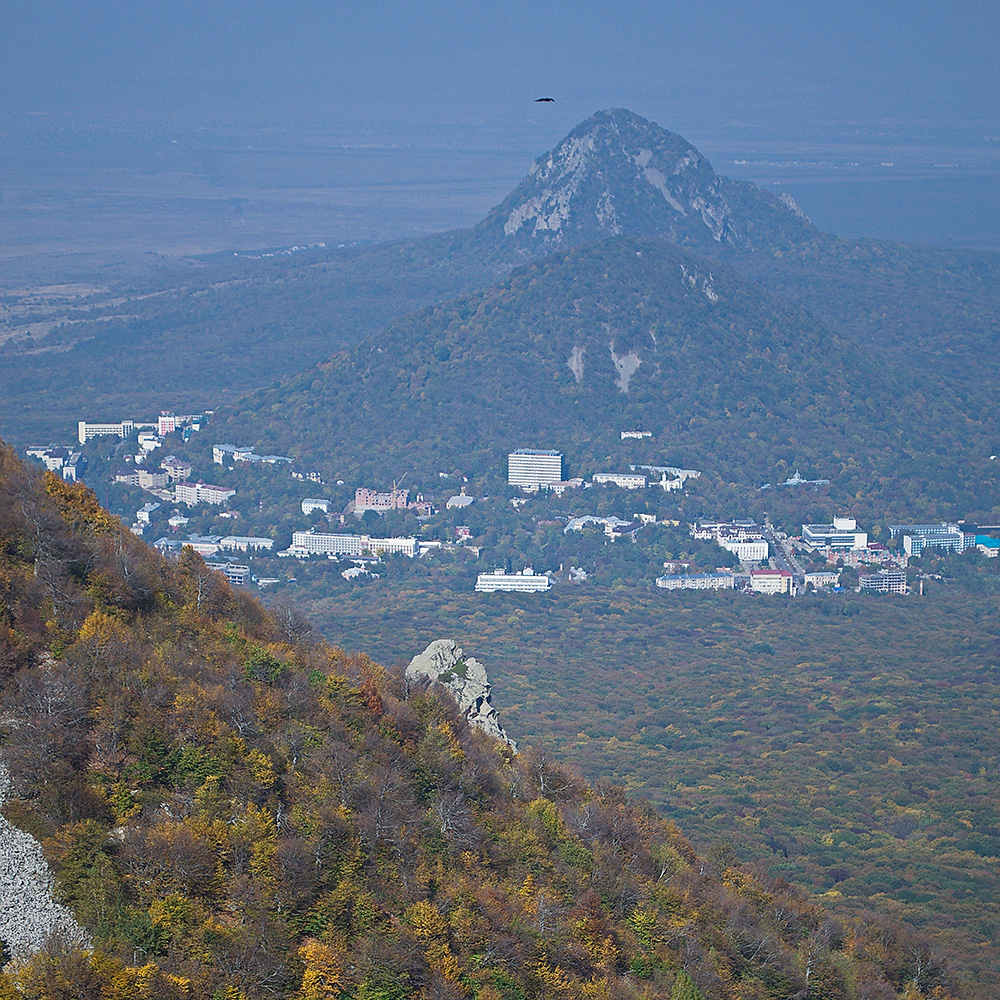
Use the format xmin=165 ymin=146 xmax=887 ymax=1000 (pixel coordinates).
xmin=406 ymin=640 xmax=517 ymax=751
xmin=474 ymin=108 xmax=814 ymax=258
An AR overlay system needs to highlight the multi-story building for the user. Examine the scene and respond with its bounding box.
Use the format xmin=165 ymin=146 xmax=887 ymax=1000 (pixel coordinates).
xmin=184 ymin=535 xmax=223 ymax=558
xmin=301 ymin=498 xmax=331 ymax=515
xmin=507 ymin=450 xmax=563 ymax=490
xmin=620 ymin=431 xmax=653 ymax=440
xmin=112 ymin=467 xmax=141 ymax=487
xmin=354 ymin=487 xmax=409 ymax=512
xmin=592 ymin=472 xmax=647 ymax=490
xmin=475 ymin=567 xmax=551 ymax=593
xmin=717 ymin=536 xmax=769 ymax=563
xmin=78 ymin=419 xmax=135 ymax=444
xmin=207 ymin=562 xmax=250 ymax=587
xmin=160 ymin=456 xmax=193 ymax=482
xmin=136 ymin=502 xmax=160 ymax=526
xmin=288 ymin=531 xmax=417 ymax=559
xmin=889 ymin=523 xmax=965 ymax=555
xmin=750 ymin=569 xmax=794 ymax=595
xmin=158 ymin=411 xmax=177 ymax=436
xmin=219 ymin=536 xmax=274 ymax=553
xmin=25 ymin=446 xmax=85 ymax=482
xmin=691 ymin=519 xmax=758 ymax=541
xmin=804 ymin=570 xmax=841 ymax=589
xmin=656 ymin=573 xmax=735 ymax=591
xmin=137 ymin=468 xmax=169 ymax=490
xmin=175 ymin=481 xmax=236 ymax=506
xmin=859 ymin=568 xmax=907 ymax=594
xmin=214 ymin=444 xmax=256 ymax=465
xmin=801 ymin=517 xmax=868 ymax=551
xmin=975 ymin=535 xmax=1000 ymax=558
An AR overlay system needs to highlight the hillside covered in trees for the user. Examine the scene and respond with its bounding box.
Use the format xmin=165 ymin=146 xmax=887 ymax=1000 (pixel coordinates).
xmin=213 ymin=234 xmax=999 ymax=517
xmin=0 ymin=442 xmax=960 ymax=999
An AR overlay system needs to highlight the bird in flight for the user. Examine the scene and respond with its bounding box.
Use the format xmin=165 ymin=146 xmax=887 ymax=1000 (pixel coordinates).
xmin=534 ymin=97 xmax=555 ymax=102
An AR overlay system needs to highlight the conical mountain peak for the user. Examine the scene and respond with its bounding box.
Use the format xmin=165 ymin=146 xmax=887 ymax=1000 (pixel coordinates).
xmin=475 ymin=108 xmax=811 ymax=257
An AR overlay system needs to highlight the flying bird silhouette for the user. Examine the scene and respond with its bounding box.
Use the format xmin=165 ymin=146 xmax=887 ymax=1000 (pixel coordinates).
xmin=534 ymin=97 xmax=555 ymax=102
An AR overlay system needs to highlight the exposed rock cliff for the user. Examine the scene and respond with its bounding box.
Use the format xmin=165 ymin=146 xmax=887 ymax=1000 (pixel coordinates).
xmin=473 ymin=108 xmax=814 ymax=259
xmin=0 ymin=762 xmax=89 ymax=962
xmin=406 ymin=640 xmax=517 ymax=751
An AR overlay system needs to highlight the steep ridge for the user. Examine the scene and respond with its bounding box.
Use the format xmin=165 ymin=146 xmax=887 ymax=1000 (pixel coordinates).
xmin=0 ymin=445 xmax=957 ymax=998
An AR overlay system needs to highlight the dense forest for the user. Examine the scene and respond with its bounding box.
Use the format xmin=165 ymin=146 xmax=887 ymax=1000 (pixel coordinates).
xmin=0 ymin=444 xmax=963 ymax=999
xmin=286 ymin=574 xmax=1000 ymax=997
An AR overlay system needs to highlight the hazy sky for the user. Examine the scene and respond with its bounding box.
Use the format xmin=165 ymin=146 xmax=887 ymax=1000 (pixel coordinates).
xmin=4 ymin=1 xmax=998 ymax=129
xmin=2 ymin=2 xmax=998 ymax=255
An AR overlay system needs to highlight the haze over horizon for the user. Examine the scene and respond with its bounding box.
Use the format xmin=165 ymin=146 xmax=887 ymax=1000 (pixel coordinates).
xmin=2 ymin=1 xmax=999 ymax=261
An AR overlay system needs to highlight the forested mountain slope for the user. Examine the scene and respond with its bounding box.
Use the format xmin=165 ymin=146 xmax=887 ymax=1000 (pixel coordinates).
xmin=0 ymin=444 xmax=958 ymax=999
xmin=214 ymin=235 xmax=998 ymax=515
xmin=4 ymin=108 xmax=998 ymax=461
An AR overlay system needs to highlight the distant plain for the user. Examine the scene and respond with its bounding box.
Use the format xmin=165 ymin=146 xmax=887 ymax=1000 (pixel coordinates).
xmin=2 ymin=112 xmax=998 ymax=286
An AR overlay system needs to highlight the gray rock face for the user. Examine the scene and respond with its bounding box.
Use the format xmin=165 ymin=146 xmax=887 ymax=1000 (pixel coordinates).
xmin=473 ymin=108 xmax=814 ymax=261
xmin=406 ymin=640 xmax=517 ymax=752
xmin=0 ymin=762 xmax=89 ymax=962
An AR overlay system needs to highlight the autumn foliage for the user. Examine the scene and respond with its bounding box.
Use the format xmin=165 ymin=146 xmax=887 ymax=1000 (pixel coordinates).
xmin=0 ymin=444 xmax=959 ymax=999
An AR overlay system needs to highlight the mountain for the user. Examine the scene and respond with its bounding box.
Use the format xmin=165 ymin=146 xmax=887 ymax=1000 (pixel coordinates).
xmin=214 ymin=233 xmax=997 ymax=515
xmin=0 ymin=444 xmax=946 ymax=998
xmin=471 ymin=108 xmax=816 ymax=259
xmin=0 ymin=109 xmax=835 ymax=445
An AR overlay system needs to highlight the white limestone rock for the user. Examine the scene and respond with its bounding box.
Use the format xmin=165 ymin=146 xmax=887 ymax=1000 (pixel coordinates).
xmin=0 ymin=761 xmax=89 ymax=962
xmin=406 ymin=640 xmax=517 ymax=751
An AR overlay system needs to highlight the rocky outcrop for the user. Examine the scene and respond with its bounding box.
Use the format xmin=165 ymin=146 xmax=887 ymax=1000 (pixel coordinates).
xmin=0 ymin=761 xmax=89 ymax=962
xmin=406 ymin=640 xmax=517 ymax=752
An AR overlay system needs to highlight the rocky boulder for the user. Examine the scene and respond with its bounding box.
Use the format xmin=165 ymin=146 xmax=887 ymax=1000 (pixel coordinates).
xmin=406 ymin=640 xmax=517 ymax=751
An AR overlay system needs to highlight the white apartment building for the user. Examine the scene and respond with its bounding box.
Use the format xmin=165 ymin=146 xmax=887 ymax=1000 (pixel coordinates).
xmin=78 ymin=419 xmax=135 ymax=444
xmin=859 ymin=568 xmax=907 ymax=594
xmin=214 ymin=444 xmax=256 ymax=464
xmin=750 ymin=569 xmax=794 ymax=595
xmin=219 ymin=536 xmax=274 ymax=552
xmin=656 ymin=573 xmax=735 ymax=591
xmin=507 ymin=450 xmax=563 ymax=490
xmin=175 ymin=481 xmax=237 ymax=506
xmin=206 ymin=562 xmax=250 ymax=587
xmin=620 ymin=430 xmax=652 ymax=440
xmin=718 ymin=537 xmax=769 ymax=563
xmin=136 ymin=502 xmax=160 ymax=526
xmin=301 ymin=498 xmax=331 ymax=515
xmin=289 ymin=531 xmax=417 ymax=559
xmin=475 ymin=567 xmax=551 ymax=593
xmin=801 ymin=516 xmax=868 ymax=551
xmin=592 ymin=472 xmax=648 ymax=490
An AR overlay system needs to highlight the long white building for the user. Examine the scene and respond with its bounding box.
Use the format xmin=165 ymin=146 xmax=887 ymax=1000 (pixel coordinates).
xmin=175 ymin=481 xmax=237 ymax=506
xmin=507 ymin=449 xmax=563 ymax=490
xmin=656 ymin=573 xmax=735 ymax=591
xmin=592 ymin=472 xmax=647 ymax=490
xmin=475 ymin=567 xmax=551 ymax=592
xmin=218 ymin=536 xmax=274 ymax=552
xmin=78 ymin=419 xmax=135 ymax=444
xmin=289 ymin=531 xmax=417 ymax=558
